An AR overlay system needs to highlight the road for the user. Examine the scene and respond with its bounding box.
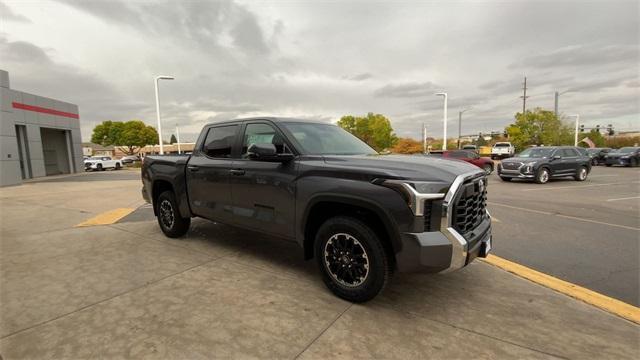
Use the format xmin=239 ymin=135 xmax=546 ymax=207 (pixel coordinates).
xmin=488 ymin=165 xmax=639 ymax=306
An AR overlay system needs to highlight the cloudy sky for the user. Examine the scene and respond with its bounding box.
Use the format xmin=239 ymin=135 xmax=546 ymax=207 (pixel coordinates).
xmin=1 ymin=0 xmax=638 ymax=142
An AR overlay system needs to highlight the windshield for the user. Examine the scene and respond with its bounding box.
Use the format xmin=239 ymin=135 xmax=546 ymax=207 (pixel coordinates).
xmin=494 ymin=143 xmax=510 ymax=147
xmin=517 ymin=147 xmax=555 ymax=158
xmin=282 ymin=123 xmax=378 ymax=155
xmin=618 ymin=147 xmax=637 ymax=153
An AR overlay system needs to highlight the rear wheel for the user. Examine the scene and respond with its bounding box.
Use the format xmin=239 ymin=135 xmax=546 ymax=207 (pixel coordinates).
xmin=315 ymin=216 xmax=390 ymax=303
xmin=115 ymin=163 xmax=121 ymax=170
xmin=574 ymin=166 xmax=588 ymax=181
xmin=483 ymin=164 xmax=493 ymax=175
xmin=156 ymin=191 xmax=190 ymax=238
xmin=96 ymin=164 xmax=103 ymax=171
xmin=535 ymin=167 xmax=550 ymax=184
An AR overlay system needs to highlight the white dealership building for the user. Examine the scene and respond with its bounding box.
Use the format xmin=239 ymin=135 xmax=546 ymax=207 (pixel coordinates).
xmin=0 ymin=70 xmax=83 ymax=186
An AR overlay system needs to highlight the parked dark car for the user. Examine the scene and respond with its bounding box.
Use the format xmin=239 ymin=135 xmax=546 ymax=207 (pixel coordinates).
xmin=497 ymin=146 xmax=592 ymax=184
xmin=586 ymin=148 xmax=612 ymax=166
xmin=604 ymin=147 xmax=640 ymax=167
xmin=430 ymin=150 xmax=494 ymax=174
xmin=142 ymin=118 xmax=492 ymax=302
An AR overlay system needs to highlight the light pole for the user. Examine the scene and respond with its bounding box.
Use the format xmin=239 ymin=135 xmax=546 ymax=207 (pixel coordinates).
xmin=554 ymin=89 xmax=571 ymax=118
xmin=457 ymin=108 xmax=472 ymax=149
xmin=154 ymin=75 xmax=174 ymax=154
xmin=568 ymin=114 xmax=580 ymax=146
xmin=435 ymin=92 xmax=448 ymax=150
xmin=176 ymin=124 xmax=181 ymax=154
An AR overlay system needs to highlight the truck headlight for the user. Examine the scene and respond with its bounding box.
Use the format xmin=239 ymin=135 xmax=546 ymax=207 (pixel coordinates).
xmin=373 ymin=179 xmax=446 ymax=216
xmin=522 ymin=162 xmax=536 ymax=174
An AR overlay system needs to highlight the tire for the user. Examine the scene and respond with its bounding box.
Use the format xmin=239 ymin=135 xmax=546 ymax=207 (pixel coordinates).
xmin=115 ymin=163 xmax=121 ymax=170
xmin=574 ymin=166 xmax=588 ymax=181
xmin=500 ymin=176 xmax=511 ymax=182
xmin=483 ymin=164 xmax=493 ymax=175
xmin=156 ymin=191 xmax=191 ymax=238
xmin=96 ymin=164 xmax=103 ymax=171
xmin=535 ymin=167 xmax=550 ymax=184
xmin=315 ymin=216 xmax=391 ymax=303
xmin=630 ymin=158 xmax=638 ymax=167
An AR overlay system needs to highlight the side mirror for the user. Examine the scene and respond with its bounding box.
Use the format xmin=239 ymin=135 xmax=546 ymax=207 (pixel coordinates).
xmin=552 ymin=155 xmax=562 ymax=161
xmin=247 ymin=143 xmax=294 ymax=162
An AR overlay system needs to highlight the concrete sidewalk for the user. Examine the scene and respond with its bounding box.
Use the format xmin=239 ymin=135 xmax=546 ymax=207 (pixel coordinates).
xmin=1 ymin=173 xmax=638 ymax=359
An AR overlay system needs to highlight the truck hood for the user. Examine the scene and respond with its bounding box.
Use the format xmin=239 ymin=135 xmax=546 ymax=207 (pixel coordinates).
xmin=322 ymin=154 xmax=481 ymax=183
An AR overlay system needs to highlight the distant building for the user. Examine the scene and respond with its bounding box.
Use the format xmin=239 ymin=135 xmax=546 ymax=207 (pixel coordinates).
xmin=139 ymin=143 xmax=196 ymax=157
xmin=0 ymin=70 xmax=83 ymax=186
xmin=82 ymin=143 xmax=116 ymax=158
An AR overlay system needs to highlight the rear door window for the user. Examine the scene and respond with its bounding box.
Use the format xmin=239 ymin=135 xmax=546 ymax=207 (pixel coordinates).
xmin=562 ymin=149 xmax=578 ymax=157
xmin=202 ymin=125 xmax=238 ymax=158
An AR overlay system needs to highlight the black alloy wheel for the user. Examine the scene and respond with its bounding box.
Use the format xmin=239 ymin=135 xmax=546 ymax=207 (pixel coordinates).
xmin=315 ymin=216 xmax=390 ymax=302
xmin=156 ymin=191 xmax=190 ymax=238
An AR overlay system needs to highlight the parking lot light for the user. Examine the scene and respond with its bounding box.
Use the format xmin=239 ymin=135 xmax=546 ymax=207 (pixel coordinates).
xmin=435 ymin=92 xmax=448 ymax=150
xmin=568 ymin=114 xmax=580 ymax=146
xmin=154 ymin=75 xmax=175 ymax=155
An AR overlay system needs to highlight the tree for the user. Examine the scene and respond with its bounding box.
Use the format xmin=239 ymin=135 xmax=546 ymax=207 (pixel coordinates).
xmin=91 ymin=120 xmax=158 ymax=155
xmin=337 ymin=113 xmax=398 ymax=151
xmin=391 ymin=138 xmax=423 ymax=154
xmin=170 ymin=134 xmax=177 ymax=144
xmin=505 ymin=108 xmax=573 ymax=150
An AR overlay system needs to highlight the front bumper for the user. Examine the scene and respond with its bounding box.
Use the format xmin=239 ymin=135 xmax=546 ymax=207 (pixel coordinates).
xmin=396 ymin=217 xmax=491 ymax=273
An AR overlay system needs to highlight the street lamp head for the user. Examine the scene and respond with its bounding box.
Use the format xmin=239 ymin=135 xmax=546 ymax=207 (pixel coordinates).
xmin=435 ymin=92 xmax=447 ymax=96
xmin=156 ymin=75 xmax=175 ymax=80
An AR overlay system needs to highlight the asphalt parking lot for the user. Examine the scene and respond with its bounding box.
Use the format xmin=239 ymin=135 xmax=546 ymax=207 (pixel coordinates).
xmin=0 ymin=167 xmax=638 ymax=358
xmin=488 ymin=165 xmax=640 ymax=306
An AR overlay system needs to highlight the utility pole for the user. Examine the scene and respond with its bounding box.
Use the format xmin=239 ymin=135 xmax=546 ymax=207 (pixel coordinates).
xmin=520 ymin=76 xmax=528 ymax=119
xmin=554 ymin=91 xmax=559 ymax=118
xmin=435 ymin=92 xmax=448 ymax=150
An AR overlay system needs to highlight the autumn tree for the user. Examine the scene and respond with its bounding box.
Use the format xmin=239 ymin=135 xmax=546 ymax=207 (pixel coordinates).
xmin=337 ymin=113 xmax=398 ymax=151
xmin=91 ymin=120 xmax=158 ymax=155
xmin=391 ymin=138 xmax=423 ymax=154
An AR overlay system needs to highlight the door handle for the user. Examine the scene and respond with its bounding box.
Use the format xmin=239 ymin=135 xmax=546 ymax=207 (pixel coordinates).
xmin=229 ymin=169 xmax=245 ymax=176
xmin=187 ymin=165 xmax=199 ymax=172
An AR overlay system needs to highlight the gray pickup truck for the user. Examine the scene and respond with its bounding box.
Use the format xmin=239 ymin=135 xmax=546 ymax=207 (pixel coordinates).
xmin=142 ymin=117 xmax=492 ymax=302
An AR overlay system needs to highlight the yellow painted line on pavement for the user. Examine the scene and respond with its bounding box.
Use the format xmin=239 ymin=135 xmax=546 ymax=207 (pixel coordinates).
xmin=75 ymin=208 xmax=135 ymax=227
xmin=482 ymin=254 xmax=640 ymax=324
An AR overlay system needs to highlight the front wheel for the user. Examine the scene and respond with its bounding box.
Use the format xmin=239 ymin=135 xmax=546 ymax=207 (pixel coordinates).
xmin=156 ymin=191 xmax=191 ymax=238
xmin=483 ymin=164 xmax=493 ymax=175
xmin=315 ymin=216 xmax=391 ymax=303
xmin=115 ymin=163 xmax=121 ymax=170
xmin=535 ymin=168 xmax=550 ymax=184
xmin=574 ymin=166 xmax=588 ymax=181
xmin=96 ymin=164 xmax=103 ymax=171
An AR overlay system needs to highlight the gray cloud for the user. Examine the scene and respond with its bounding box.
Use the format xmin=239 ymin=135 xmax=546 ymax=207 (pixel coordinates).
xmin=374 ymin=82 xmax=441 ymax=98
xmin=510 ymin=44 xmax=638 ymax=69
xmin=344 ymin=73 xmax=373 ymax=81
xmin=0 ymin=1 xmax=31 ymax=23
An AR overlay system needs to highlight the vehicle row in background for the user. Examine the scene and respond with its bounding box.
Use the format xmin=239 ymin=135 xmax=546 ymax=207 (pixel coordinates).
xmin=497 ymin=146 xmax=591 ymax=184
xmin=603 ymin=147 xmax=640 ymax=167
xmin=585 ymin=148 xmax=611 ymax=166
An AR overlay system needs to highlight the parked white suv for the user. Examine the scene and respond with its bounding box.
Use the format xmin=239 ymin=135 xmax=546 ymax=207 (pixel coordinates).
xmin=491 ymin=142 xmax=515 ymax=159
xmin=84 ymin=157 xmax=122 ymax=171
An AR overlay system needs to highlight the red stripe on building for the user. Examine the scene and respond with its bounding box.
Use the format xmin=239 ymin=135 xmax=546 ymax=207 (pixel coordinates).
xmin=12 ymin=102 xmax=79 ymax=119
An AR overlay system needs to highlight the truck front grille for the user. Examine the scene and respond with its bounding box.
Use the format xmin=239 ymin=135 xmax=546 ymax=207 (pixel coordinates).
xmin=452 ymin=177 xmax=487 ymax=237
xmin=501 ymin=162 xmax=521 ymax=170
